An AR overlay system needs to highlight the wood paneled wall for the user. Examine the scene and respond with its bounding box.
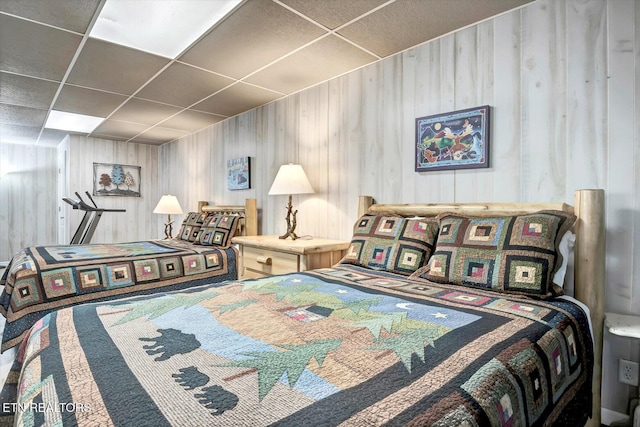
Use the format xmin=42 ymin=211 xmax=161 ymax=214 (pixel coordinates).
xmin=0 ymin=137 xmax=161 ymax=259
xmin=159 ymin=0 xmax=639 ymax=417
xmin=0 ymin=143 xmax=57 ymax=261
xmin=62 ymin=135 xmax=162 ymax=244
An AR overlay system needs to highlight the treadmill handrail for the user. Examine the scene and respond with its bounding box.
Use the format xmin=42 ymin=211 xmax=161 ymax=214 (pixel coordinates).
xmin=63 ymin=192 xmax=126 ymax=244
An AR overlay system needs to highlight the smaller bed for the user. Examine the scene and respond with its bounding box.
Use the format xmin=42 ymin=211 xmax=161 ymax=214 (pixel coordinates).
xmin=0 ymin=199 xmax=257 ymax=352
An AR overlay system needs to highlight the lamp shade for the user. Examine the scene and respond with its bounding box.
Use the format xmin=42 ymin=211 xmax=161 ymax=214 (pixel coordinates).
xmin=268 ymin=164 xmax=314 ymax=196
xmin=153 ymin=194 xmax=183 ymax=215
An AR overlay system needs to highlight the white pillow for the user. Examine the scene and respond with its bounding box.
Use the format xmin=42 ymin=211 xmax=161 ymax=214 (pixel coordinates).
xmin=552 ymin=231 xmax=575 ymax=287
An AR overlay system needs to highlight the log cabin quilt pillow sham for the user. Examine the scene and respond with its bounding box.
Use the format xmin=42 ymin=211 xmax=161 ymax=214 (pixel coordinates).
xmin=340 ymin=213 xmax=439 ymax=275
xmin=198 ymin=214 xmax=240 ymax=247
xmin=177 ymin=212 xmax=208 ymax=242
xmin=414 ymin=210 xmax=576 ymax=299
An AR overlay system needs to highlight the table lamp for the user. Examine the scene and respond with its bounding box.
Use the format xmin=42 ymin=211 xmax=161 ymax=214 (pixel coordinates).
xmin=268 ymin=164 xmax=314 ymax=240
xmin=153 ymin=194 xmax=183 ymax=239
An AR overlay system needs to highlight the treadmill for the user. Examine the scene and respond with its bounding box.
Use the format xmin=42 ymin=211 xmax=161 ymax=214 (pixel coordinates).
xmin=62 ymin=191 xmax=126 ymax=244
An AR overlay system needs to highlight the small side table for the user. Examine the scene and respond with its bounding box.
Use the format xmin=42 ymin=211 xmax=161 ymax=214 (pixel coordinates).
xmin=232 ymin=235 xmax=350 ymax=279
xmin=606 ymin=312 xmax=640 ymax=427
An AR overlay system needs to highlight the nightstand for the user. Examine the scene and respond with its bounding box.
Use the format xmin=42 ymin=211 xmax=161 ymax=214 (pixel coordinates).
xmin=606 ymin=312 xmax=640 ymax=427
xmin=231 ymin=235 xmax=350 ymax=279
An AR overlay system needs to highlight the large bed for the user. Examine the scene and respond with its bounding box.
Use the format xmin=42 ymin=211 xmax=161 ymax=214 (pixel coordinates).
xmin=0 ymin=190 xmax=604 ymax=426
xmin=0 ymin=199 xmax=258 ymax=352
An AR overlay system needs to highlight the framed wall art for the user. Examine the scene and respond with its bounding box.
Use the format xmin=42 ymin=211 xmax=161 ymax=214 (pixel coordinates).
xmin=93 ymin=163 xmax=141 ymax=197
xmin=227 ymin=157 xmax=251 ymax=190
xmin=415 ymin=105 xmax=490 ymax=172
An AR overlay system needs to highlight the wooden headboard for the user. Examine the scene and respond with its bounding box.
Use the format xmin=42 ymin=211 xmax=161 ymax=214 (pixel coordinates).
xmin=198 ymin=198 xmax=258 ymax=237
xmin=357 ymin=189 xmax=605 ymax=427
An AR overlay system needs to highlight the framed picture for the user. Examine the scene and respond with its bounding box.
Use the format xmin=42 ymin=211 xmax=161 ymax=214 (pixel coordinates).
xmin=415 ymin=105 xmax=490 ymax=172
xmin=93 ymin=163 xmax=141 ymax=197
xmin=227 ymin=157 xmax=251 ymax=190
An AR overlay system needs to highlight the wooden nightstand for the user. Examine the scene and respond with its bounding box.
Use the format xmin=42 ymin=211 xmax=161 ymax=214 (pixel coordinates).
xmin=231 ymin=235 xmax=350 ymax=279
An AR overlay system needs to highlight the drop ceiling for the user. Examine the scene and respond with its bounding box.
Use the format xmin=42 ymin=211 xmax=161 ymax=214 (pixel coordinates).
xmin=0 ymin=0 xmax=533 ymax=147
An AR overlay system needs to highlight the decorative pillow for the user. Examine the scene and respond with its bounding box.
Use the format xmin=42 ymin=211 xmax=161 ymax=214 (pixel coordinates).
xmin=194 ymin=214 xmax=219 ymax=244
xmin=177 ymin=212 xmax=207 ymax=242
xmin=198 ymin=214 xmax=240 ymax=247
xmin=417 ymin=210 xmax=576 ymax=298
xmin=340 ymin=213 xmax=439 ymax=275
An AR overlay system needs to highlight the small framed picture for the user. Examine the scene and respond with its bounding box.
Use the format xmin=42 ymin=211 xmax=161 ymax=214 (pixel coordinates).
xmin=415 ymin=105 xmax=490 ymax=172
xmin=227 ymin=157 xmax=251 ymax=190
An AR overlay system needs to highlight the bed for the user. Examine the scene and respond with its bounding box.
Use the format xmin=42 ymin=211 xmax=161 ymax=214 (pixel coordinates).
xmin=0 ymin=190 xmax=604 ymax=426
xmin=0 ymin=199 xmax=258 ymax=352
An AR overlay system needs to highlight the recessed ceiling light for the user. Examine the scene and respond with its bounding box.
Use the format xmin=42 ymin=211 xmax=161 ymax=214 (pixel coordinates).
xmin=45 ymin=111 xmax=105 ymax=133
xmin=89 ymin=0 xmax=242 ymax=58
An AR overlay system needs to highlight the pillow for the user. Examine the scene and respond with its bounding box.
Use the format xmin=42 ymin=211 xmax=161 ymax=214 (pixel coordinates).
xmin=340 ymin=213 xmax=439 ymax=275
xmin=552 ymin=230 xmax=575 ymax=287
xmin=177 ymin=212 xmax=207 ymax=242
xmin=198 ymin=214 xmax=240 ymax=247
xmin=416 ymin=210 xmax=576 ymax=298
xmin=196 ymin=213 xmax=220 ymax=245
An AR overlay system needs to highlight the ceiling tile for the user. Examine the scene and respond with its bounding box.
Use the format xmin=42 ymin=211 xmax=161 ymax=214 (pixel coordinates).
xmin=0 ymin=104 xmax=46 ymax=127
xmin=339 ymin=0 xmax=532 ymax=57
xmin=179 ymin=0 xmax=327 ymax=79
xmin=0 ymin=0 xmax=532 ymax=147
xmin=0 ymin=123 xmax=41 ymax=145
xmin=0 ymin=72 xmax=59 ymax=109
xmin=160 ymin=109 xmax=225 ymax=133
xmin=136 ymin=62 xmax=234 ymax=108
xmin=246 ymin=35 xmax=377 ymax=94
xmin=91 ymin=119 xmax=149 ymax=141
xmin=192 ymin=83 xmax=282 ymax=117
xmin=0 ymin=14 xmax=82 ymax=81
xmin=38 ymin=129 xmax=69 ymax=146
xmin=54 ymin=85 xmax=128 ymax=117
xmin=280 ymin=0 xmax=388 ymax=30
xmin=0 ymin=0 xmax=102 ymax=34
xmin=66 ymin=38 xmax=170 ymax=95
xmin=131 ymin=127 xmax=189 ymax=144
xmin=109 ymin=98 xmax=182 ymax=126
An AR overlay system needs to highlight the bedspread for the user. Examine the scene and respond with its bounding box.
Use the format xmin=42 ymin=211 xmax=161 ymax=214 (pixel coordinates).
xmin=0 ymin=266 xmax=592 ymax=426
xmin=0 ymin=239 xmax=238 ymax=352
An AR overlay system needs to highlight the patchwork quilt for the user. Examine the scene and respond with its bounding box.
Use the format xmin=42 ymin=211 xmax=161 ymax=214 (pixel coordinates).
xmin=0 ymin=266 xmax=592 ymax=426
xmin=0 ymin=239 xmax=238 ymax=352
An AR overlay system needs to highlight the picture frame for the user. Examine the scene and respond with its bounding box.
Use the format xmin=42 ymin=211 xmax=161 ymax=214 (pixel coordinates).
xmin=227 ymin=157 xmax=251 ymax=190
xmin=415 ymin=105 xmax=490 ymax=172
xmin=93 ymin=163 xmax=141 ymax=197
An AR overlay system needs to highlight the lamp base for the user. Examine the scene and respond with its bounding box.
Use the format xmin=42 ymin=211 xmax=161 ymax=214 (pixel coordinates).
xmin=163 ymin=216 xmax=175 ymax=239
xmin=279 ymin=195 xmax=299 ymax=240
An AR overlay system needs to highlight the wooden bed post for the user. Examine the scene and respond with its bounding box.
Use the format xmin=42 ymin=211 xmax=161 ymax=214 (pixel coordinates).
xmin=357 ymin=195 xmax=374 ymax=219
xmin=244 ymin=198 xmax=258 ymax=236
xmin=574 ymin=189 xmax=605 ymax=427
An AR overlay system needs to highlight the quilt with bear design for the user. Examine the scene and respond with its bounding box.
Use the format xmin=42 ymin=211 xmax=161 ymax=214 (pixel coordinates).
xmin=0 ymin=265 xmax=592 ymax=426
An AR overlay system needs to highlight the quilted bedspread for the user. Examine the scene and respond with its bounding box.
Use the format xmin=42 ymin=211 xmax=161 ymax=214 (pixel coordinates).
xmin=0 ymin=239 xmax=238 ymax=352
xmin=0 ymin=266 xmax=592 ymax=426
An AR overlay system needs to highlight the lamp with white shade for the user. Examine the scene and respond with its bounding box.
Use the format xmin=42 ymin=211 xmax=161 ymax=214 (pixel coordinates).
xmin=153 ymin=194 xmax=183 ymax=239
xmin=268 ymin=164 xmax=314 ymax=240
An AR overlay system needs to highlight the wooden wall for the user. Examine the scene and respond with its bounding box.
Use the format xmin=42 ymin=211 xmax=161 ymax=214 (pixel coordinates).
xmin=159 ymin=0 xmax=639 ymax=418
xmin=62 ymin=135 xmax=162 ymax=244
xmin=0 ymin=137 xmax=161 ymax=260
xmin=0 ymin=143 xmax=57 ymax=261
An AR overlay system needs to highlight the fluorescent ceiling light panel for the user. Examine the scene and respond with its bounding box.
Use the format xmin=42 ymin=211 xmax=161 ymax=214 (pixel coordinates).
xmin=90 ymin=0 xmax=242 ymax=58
xmin=45 ymin=111 xmax=104 ymax=133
